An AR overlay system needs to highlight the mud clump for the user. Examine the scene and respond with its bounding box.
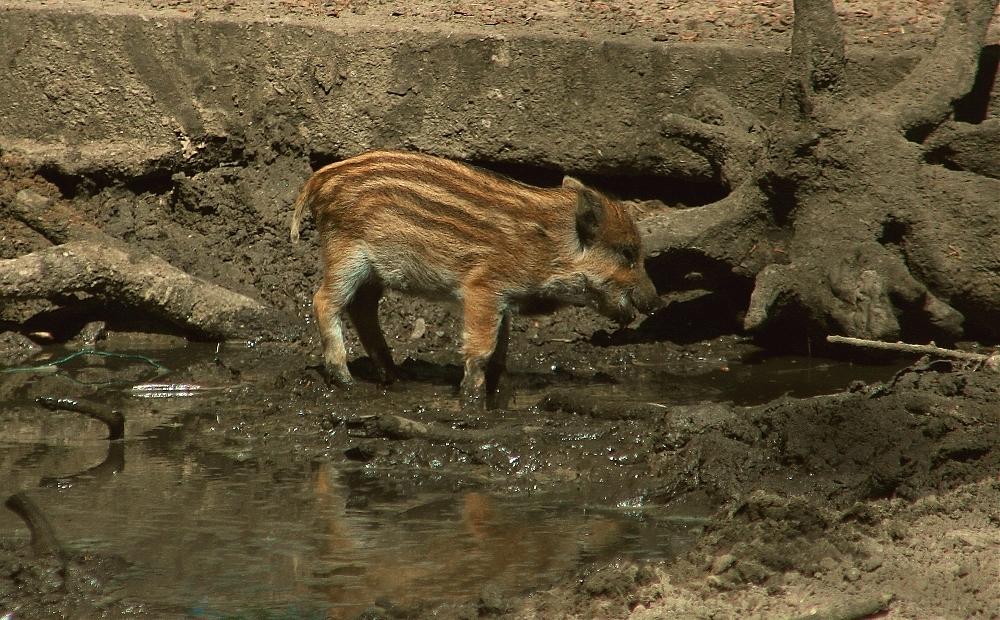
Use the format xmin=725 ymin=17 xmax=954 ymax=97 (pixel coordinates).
xmin=647 ymin=361 xmax=1000 ymax=510
xmin=0 ymin=539 xmax=139 ymax=618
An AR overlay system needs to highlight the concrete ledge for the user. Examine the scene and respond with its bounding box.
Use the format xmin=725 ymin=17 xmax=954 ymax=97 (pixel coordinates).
xmin=1 ymin=5 xmax=921 ymax=179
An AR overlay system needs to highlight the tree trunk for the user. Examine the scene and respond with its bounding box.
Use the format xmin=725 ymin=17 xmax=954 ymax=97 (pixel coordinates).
xmin=643 ymin=0 xmax=1000 ymax=345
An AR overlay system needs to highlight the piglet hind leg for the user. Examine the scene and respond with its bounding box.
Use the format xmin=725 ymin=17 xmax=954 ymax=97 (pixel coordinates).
xmin=459 ymin=289 xmax=510 ymax=410
xmin=314 ymin=284 xmax=352 ymax=386
xmin=313 ymin=247 xmax=370 ymax=387
xmin=346 ymin=279 xmax=400 ymax=385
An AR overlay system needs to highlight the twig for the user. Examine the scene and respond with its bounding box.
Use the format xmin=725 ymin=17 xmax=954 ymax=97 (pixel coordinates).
xmin=363 ymin=414 xmax=534 ymax=442
xmin=826 ymin=335 xmax=993 ymax=363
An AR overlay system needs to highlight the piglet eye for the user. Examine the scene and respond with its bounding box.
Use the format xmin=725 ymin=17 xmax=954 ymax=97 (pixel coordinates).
xmin=621 ymin=246 xmax=638 ymax=266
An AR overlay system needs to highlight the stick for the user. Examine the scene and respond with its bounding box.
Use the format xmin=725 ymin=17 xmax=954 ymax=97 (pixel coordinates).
xmin=826 ymin=335 xmax=992 ymax=363
xmin=364 ymin=414 xmax=533 ymax=443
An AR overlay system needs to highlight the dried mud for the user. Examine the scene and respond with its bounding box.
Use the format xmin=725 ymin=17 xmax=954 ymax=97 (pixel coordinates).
xmin=2 ymin=1 xmax=1000 ymax=619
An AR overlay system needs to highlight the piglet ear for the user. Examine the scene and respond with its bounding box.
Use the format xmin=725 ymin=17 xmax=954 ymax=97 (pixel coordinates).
xmin=562 ymin=175 xmax=586 ymax=191
xmin=574 ymin=188 xmax=604 ymax=248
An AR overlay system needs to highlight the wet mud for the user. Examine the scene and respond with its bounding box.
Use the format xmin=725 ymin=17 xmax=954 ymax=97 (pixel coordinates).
xmin=3 ymin=326 xmax=998 ymax=618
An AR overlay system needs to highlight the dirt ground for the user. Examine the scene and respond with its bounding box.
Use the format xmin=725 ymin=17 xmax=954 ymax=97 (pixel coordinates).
xmin=21 ymin=0 xmax=1000 ymax=53
xmin=2 ymin=1 xmax=999 ymax=619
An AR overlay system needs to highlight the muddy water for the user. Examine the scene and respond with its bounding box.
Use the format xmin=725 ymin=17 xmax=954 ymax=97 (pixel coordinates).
xmin=0 ymin=341 xmax=905 ymax=618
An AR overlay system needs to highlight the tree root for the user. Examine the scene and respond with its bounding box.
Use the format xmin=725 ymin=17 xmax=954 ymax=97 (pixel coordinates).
xmin=0 ymin=240 xmax=282 ymax=340
xmin=744 ymin=243 xmax=965 ymax=340
xmin=874 ymin=0 xmax=1000 ymax=133
xmin=540 ymin=388 xmax=668 ymax=420
xmin=641 ymin=0 xmax=1000 ymax=346
xmin=359 ymin=414 xmax=538 ymax=443
xmin=10 ymin=188 xmax=108 ymax=245
xmin=924 ymin=119 xmax=1000 ymax=178
xmin=35 ymin=396 xmax=125 ymax=440
xmin=660 ymin=88 xmax=763 ymax=189
xmin=5 ymin=188 xmax=294 ymax=340
xmin=4 ymin=492 xmax=67 ymax=563
xmin=641 ymin=184 xmax=772 ymax=277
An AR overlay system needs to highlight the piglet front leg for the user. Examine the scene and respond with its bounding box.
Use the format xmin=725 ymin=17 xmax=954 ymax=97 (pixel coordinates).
xmin=459 ymin=288 xmax=511 ymax=410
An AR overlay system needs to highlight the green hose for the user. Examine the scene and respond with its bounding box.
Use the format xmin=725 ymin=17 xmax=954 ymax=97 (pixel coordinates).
xmin=1 ymin=347 xmax=169 ymax=384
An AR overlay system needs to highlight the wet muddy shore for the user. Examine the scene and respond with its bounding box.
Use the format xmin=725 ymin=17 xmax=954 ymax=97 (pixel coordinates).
xmin=2 ymin=327 xmax=998 ymax=618
xmin=3 ymin=0 xmax=1000 ymax=618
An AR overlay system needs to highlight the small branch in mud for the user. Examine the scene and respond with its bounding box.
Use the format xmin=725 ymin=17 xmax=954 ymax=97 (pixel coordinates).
xmin=540 ymin=388 xmax=668 ymax=420
xmin=4 ymin=492 xmax=68 ymax=564
xmin=36 ymin=396 xmax=125 ymax=440
xmin=358 ymin=414 xmax=537 ymax=443
xmin=826 ymin=335 xmax=998 ymax=369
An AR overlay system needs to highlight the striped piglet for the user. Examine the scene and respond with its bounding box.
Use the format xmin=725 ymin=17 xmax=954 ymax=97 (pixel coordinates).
xmin=290 ymin=150 xmax=661 ymax=407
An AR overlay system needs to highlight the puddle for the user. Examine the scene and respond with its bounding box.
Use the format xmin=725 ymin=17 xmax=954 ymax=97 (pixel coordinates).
xmin=1 ymin=437 xmax=698 ymax=618
xmin=1 ymin=341 xmax=906 ymax=617
xmin=626 ymin=353 xmax=907 ymax=407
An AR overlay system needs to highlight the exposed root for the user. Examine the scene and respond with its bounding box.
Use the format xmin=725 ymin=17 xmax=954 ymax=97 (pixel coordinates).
xmin=640 ymin=184 xmax=770 ymax=276
xmin=875 ymin=0 xmax=1000 ymax=134
xmin=923 ymin=118 xmax=1000 ymax=178
xmin=540 ymin=389 xmax=667 ymax=420
xmin=360 ymin=414 xmax=537 ymax=443
xmin=4 ymin=493 xmax=67 ymax=563
xmin=5 ymin=188 xmax=294 ymax=340
xmin=660 ymin=90 xmax=763 ymax=189
xmin=743 ymin=263 xmax=794 ymax=333
xmin=35 ymin=396 xmax=125 ymax=440
xmin=745 ymin=243 xmax=965 ymax=340
xmin=0 ymin=241 xmax=283 ymax=340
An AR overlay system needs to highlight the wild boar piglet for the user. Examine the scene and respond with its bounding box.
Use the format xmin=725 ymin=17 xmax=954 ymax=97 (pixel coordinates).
xmin=290 ymin=150 xmax=661 ymax=406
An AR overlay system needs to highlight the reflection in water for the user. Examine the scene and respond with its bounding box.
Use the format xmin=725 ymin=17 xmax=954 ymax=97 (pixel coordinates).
xmin=307 ymin=464 xmax=654 ymax=619
xmin=1 ymin=436 xmax=698 ymax=618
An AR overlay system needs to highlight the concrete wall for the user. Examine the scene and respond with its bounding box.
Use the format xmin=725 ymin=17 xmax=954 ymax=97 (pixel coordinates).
xmin=0 ymin=5 xmax=921 ymax=181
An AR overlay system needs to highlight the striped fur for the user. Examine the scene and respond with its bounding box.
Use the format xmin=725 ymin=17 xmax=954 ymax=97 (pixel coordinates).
xmin=291 ymin=150 xmax=660 ymax=407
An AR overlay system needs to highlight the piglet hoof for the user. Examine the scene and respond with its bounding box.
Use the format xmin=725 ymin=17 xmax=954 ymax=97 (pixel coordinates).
xmin=323 ymin=367 xmax=355 ymax=390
